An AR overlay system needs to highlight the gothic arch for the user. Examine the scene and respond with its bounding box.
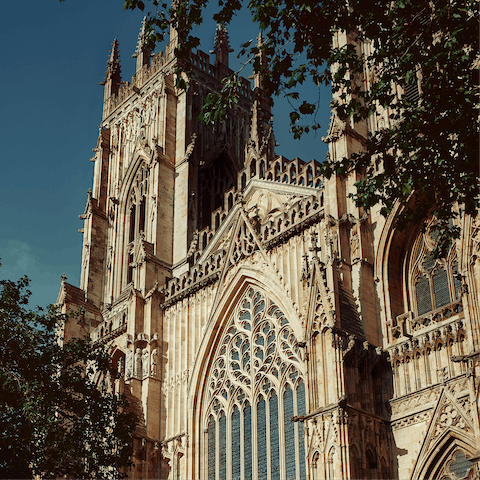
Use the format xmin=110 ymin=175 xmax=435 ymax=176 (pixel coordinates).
xmin=375 ymin=202 xmax=416 ymax=335
xmin=187 ymin=269 xmax=307 ymax=479
xmin=198 ymin=148 xmax=238 ymax=230
xmin=113 ymin=155 xmax=151 ymax=294
xmin=118 ymin=152 xmax=152 ymax=207
xmin=412 ymin=429 xmax=477 ymax=480
xmin=407 ymin=219 xmax=462 ymax=318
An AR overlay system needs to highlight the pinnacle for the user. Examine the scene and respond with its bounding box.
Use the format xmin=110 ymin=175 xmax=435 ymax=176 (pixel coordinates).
xmin=133 ymin=17 xmax=149 ymax=58
xmin=214 ymin=23 xmax=232 ymax=52
xmin=110 ymin=39 xmax=120 ymax=64
xmin=213 ymin=22 xmax=233 ymax=67
xmin=101 ymin=38 xmax=122 ymax=87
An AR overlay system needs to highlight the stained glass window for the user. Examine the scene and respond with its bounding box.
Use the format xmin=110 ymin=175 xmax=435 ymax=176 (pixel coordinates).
xmin=232 ymin=408 xmax=241 ymax=480
xmin=270 ymin=393 xmax=280 ymax=480
xmin=219 ymin=414 xmax=226 ymax=480
xmin=258 ymin=398 xmax=267 ymax=479
xmin=205 ymin=287 xmax=307 ymax=480
xmin=208 ymin=416 xmax=216 ymax=480
xmin=284 ymin=386 xmax=295 ymax=480
xmin=416 ymin=275 xmax=432 ymax=316
xmin=297 ymin=381 xmax=306 ymax=480
xmin=449 ymin=450 xmax=474 ymax=478
xmin=411 ymin=224 xmax=461 ymax=317
xmin=244 ymin=404 xmax=252 ymax=480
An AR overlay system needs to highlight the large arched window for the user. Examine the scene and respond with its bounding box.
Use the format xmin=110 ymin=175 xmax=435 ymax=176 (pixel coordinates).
xmin=204 ymin=287 xmax=307 ymax=480
xmin=126 ymin=162 xmax=149 ymax=284
xmin=410 ymin=222 xmax=462 ymax=317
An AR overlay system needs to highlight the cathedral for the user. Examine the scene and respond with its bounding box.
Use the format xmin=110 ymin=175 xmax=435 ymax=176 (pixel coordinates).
xmin=57 ymin=19 xmax=480 ymax=480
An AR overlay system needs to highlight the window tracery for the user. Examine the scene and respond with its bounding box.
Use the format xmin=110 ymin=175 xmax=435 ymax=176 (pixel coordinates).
xmin=410 ymin=222 xmax=461 ymax=318
xmin=126 ymin=162 xmax=149 ymax=284
xmin=204 ymin=287 xmax=306 ymax=480
xmin=436 ymin=448 xmax=476 ymax=480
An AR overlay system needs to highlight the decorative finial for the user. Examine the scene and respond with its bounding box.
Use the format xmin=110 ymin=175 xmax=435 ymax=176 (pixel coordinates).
xmin=213 ymin=23 xmax=233 ymax=67
xmin=254 ymin=32 xmax=267 ymax=90
xmin=60 ymin=273 xmax=67 ymax=284
xmin=100 ymin=39 xmax=122 ymax=97
xmin=87 ymin=188 xmax=92 ymax=199
xmin=133 ymin=17 xmax=151 ymax=71
xmin=301 ymin=253 xmax=310 ymax=282
xmin=309 ymin=232 xmax=321 ymax=257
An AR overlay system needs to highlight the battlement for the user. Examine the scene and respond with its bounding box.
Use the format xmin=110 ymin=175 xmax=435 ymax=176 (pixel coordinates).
xmin=102 ymin=40 xmax=257 ymax=119
xmin=192 ymin=154 xmax=322 ymax=253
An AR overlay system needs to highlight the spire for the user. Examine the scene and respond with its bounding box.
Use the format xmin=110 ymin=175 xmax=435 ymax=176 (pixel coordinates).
xmin=132 ymin=17 xmax=151 ymax=71
xmin=100 ymin=39 xmax=122 ymax=99
xmin=213 ymin=23 xmax=233 ymax=68
xmin=253 ymin=32 xmax=267 ymax=90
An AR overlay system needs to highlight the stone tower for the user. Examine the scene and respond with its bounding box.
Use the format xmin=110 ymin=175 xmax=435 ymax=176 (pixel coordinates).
xmin=57 ymin=20 xmax=480 ymax=480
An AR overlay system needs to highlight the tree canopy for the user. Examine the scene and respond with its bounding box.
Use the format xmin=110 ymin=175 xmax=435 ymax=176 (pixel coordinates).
xmin=0 ymin=269 xmax=136 ymax=479
xmin=124 ymin=0 xmax=479 ymax=256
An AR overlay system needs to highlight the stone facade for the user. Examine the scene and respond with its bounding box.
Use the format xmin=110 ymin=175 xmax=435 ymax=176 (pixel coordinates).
xmin=57 ymin=23 xmax=480 ymax=480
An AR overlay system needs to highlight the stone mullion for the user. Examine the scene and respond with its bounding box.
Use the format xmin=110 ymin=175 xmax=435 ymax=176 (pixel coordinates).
xmin=180 ymin=299 xmax=186 ymax=434
xmin=292 ymin=387 xmax=299 ymax=480
xmin=240 ymin=405 xmax=245 ymax=480
xmin=264 ymin=396 xmax=271 ymax=480
xmin=251 ymin=395 xmax=258 ymax=479
xmin=173 ymin=304 xmax=179 ymax=437
xmin=216 ymin=416 xmax=220 ymax=480
xmin=170 ymin=307 xmax=175 ymax=441
xmin=165 ymin=310 xmax=172 ymax=439
xmin=252 ymin=401 xmax=259 ymax=480
xmin=227 ymin=410 xmax=232 ymax=480
xmin=177 ymin=303 xmax=183 ymax=434
xmin=278 ymin=388 xmax=287 ymax=480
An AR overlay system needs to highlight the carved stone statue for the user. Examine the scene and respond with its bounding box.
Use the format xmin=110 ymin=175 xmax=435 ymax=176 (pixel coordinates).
xmin=142 ymin=348 xmax=150 ymax=378
xmin=134 ymin=347 xmax=142 ymax=378
xmin=151 ymin=348 xmax=158 ymax=376
xmin=117 ymin=356 xmax=124 ymax=375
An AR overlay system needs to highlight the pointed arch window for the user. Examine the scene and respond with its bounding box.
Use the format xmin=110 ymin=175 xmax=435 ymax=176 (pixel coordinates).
xmin=127 ymin=164 xmax=149 ymax=241
xmin=434 ymin=448 xmax=476 ymax=480
xmin=410 ymin=222 xmax=462 ymax=318
xmin=205 ymin=287 xmax=307 ymax=480
xmin=125 ymin=162 xmax=149 ymax=285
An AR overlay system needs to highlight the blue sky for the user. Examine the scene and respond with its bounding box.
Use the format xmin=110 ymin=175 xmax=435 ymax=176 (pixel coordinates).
xmin=0 ymin=0 xmax=330 ymax=309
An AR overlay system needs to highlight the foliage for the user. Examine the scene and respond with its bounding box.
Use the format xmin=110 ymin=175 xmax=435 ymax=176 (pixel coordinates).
xmin=125 ymin=0 xmax=478 ymax=256
xmin=0 ymin=270 xmax=136 ymax=479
